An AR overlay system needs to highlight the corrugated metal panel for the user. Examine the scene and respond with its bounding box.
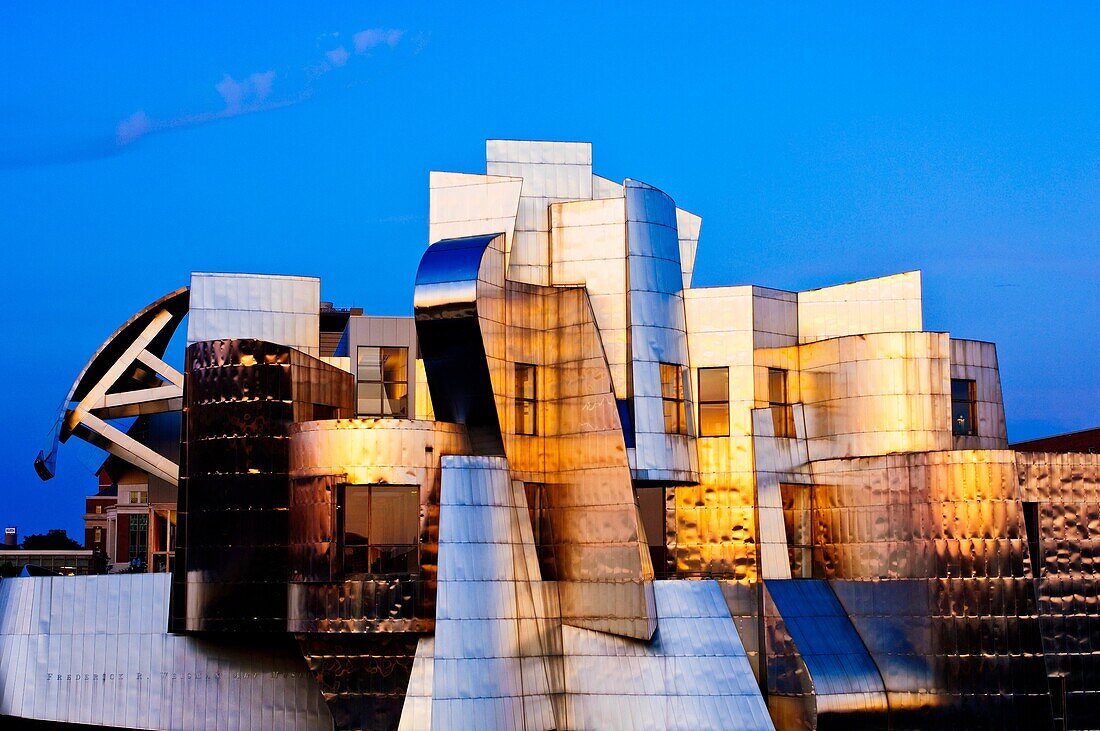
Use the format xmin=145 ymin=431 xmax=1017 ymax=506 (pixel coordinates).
xmin=0 ymin=574 xmax=332 ymax=730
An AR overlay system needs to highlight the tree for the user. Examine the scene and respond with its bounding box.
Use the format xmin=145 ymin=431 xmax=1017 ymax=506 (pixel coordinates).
xmin=21 ymin=529 xmax=82 ymax=550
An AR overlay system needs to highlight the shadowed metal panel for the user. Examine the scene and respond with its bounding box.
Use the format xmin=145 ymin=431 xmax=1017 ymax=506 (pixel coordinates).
xmin=173 ymin=339 xmax=353 ymax=633
xmin=1017 ymin=451 xmax=1100 ymax=730
xmin=765 ymin=580 xmax=889 ymax=730
xmin=0 ymin=574 xmax=332 ymax=730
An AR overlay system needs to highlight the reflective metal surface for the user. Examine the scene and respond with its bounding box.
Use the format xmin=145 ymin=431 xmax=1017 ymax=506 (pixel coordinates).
xmin=414 ymin=229 xmax=656 ymax=641
xmin=188 ymin=272 xmax=322 ymax=356
xmin=0 ymin=574 xmax=332 ymax=730
xmin=1018 ymin=451 xmax=1100 ymax=729
xmin=173 ymin=339 xmax=353 ymax=633
xmin=18 ymin=139 xmax=1100 ymax=731
xmin=287 ymin=418 xmax=470 ymax=633
xmin=764 ymin=580 xmax=888 ymax=730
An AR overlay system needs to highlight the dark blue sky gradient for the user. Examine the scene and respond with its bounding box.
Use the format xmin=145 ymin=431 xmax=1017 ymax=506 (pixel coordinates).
xmin=1 ymin=2 xmax=1097 ymax=539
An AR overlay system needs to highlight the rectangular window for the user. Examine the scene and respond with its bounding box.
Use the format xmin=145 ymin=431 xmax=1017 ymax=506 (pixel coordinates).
xmin=768 ymin=367 xmax=795 ymax=438
xmin=515 ymin=363 xmax=537 ymax=436
xmin=660 ymin=363 xmax=687 ymax=435
xmin=94 ymin=527 xmax=102 ymax=544
xmin=128 ymin=491 xmax=147 ymax=505
xmin=951 ymin=378 xmax=977 ymax=436
xmin=697 ymin=367 xmax=730 ymax=437
xmin=357 ymin=346 xmax=409 ymax=417
xmin=780 ymin=483 xmax=814 ymax=578
xmin=128 ymin=514 xmax=148 ymax=566
xmin=342 ymin=484 xmax=420 ymax=575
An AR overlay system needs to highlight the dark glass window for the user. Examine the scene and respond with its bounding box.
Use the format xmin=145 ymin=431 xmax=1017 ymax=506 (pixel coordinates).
xmin=780 ymin=483 xmax=814 ymax=578
xmin=1023 ymin=501 xmax=1042 ymax=577
xmin=698 ymin=367 xmax=730 ymax=437
xmin=128 ymin=514 xmax=148 ymax=565
xmin=660 ymin=363 xmax=687 ymax=435
xmin=515 ymin=363 xmax=537 ymax=436
xmin=357 ymin=346 xmax=408 ymax=417
xmin=342 ymin=484 xmax=420 ymax=575
xmin=951 ymin=378 xmax=977 ymax=436
xmin=769 ymin=368 xmax=795 ymax=438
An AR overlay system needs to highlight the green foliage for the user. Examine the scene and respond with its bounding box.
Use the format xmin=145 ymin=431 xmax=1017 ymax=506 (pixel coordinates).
xmin=21 ymin=529 xmax=82 ymax=550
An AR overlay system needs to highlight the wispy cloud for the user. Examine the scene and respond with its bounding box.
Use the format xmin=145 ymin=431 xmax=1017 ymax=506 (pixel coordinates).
xmin=325 ymin=46 xmax=350 ymax=68
xmin=354 ymin=28 xmax=404 ymax=52
xmin=115 ymin=70 xmax=297 ymax=146
xmin=2 ymin=26 xmax=414 ymax=168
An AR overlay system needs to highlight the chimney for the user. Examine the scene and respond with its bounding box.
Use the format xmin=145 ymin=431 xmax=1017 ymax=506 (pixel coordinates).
xmin=3 ymin=527 xmax=16 ymax=547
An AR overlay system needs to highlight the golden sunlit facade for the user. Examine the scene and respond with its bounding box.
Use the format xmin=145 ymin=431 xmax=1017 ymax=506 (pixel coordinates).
xmin=6 ymin=140 xmax=1097 ymax=731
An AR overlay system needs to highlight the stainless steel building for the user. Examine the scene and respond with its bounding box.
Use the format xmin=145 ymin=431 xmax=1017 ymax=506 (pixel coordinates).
xmin=6 ymin=140 xmax=1098 ymax=730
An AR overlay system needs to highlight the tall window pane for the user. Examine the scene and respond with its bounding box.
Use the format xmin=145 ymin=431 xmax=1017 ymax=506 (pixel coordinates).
xmin=698 ymin=367 xmax=730 ymax=437
xmin=515 ymin=363 xmax=537 ymax=435
xmin=768 ymin=367 xmax=795 ymax=438
xmin=951 ymin=378 xmax=977 ymax=436
xmin=660 ymin=363 xmax=687 ymax=435
xmin=357 ymin=346 xmax=409 ymax=417
xmin=128 ymin=514 xmax=148 ymax=566
xmin=342 ymin=484 xmax=419 ymax=576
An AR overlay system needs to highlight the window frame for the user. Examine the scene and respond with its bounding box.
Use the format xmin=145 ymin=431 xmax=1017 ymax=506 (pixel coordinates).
xmin=515 ymin=362 xmax=538 ymax=436
xmin=951 ymin=377 xmax=978 ymax=436
xmin=768 ymin=367 xmax=796 ymax=438
xmin=356 ymin=345 xmax=410 ymax=418
xmin=338 ymin=483 xmax=421 ymax=577
xmin=659 ymin=362 xmax=688 ymax=435
xmin=779 ymin=482 xmax=815 ymax=578
xmin=697 ymin=366 xmax=730 ymax=438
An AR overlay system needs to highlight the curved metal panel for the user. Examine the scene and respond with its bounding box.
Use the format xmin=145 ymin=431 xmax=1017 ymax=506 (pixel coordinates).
xmin=414 ymin=234 xmax=506 ymax=456
xmin=286 ymin=418 xmax=470 ymax=633
xmin=765 ymin=580 xmax=889 ymax=731
xmin=173 ymin=339 xmax=353 ymax=633
xmin=624 ymin=179 xmax=696 ymax=483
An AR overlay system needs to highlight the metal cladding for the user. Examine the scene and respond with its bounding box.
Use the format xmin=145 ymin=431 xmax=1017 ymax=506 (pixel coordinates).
xmin=286 ymin=419 xmax=470 ymax=729
xmin=1017 ymin=452 xmax=1100 ymax=729
xmin=0 ymin=574 xmax=331 ymax=730
xmin=413 ymin=228 xmax=656 ymax=641
xmin=172 ymin=338 xmax=353 ymax=633
xmin=15 ymin=140 xmax=1100 ymax=731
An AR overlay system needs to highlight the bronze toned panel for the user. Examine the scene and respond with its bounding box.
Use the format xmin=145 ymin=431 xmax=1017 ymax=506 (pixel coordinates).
xmin=286 ymin=418 xmax=470 ymax=634
xmin=1017 ymin=451 xmax=1100 ymax=730
xmin=172 ymin=339 xmax=353 ymax=633
xmin=814 ymin=451 xmax=1053 ymax=730
xmin=414 ymin=232 xmax=656 ymax=640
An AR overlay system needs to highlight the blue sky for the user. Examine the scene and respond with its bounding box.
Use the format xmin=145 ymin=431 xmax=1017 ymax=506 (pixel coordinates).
xmin=1 ymin=2 xmax=1097 ymax=539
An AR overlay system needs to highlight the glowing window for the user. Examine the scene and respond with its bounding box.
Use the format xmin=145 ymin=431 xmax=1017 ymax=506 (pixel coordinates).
xmin=357 ymin=346 xmax=408 ymax=417
xmin=768 ymin=368 xmax=795 ymax=438
xmin=951 ymin=378 xmax=977 ymax=436
xmin=660 ymin=363 xmax=687 ymax=435
xmin=697 ymin=367 xmax=730 ymax=437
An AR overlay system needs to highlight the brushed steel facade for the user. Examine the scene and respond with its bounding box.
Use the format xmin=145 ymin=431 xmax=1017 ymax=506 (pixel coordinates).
xmin=0 ymin=574 xmax=331 ymax=730
xmin=15 ymin=139 xmax=1097 ymax=730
